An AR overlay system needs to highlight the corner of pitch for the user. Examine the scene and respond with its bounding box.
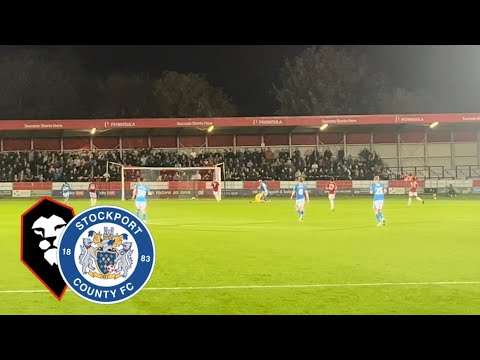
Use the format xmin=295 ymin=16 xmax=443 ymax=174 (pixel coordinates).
xmin=74 ymin=209 xmax=144 ymax=234
xmin=72 ymin=278 xmax=135 ymax=300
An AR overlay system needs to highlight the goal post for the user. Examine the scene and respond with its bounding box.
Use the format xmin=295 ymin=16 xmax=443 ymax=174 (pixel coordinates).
xmin=117 ymin=164 xmax=223 ymax=201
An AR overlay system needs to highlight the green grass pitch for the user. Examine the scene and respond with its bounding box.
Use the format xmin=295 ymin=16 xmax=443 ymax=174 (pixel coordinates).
xmin=1 ymin=195 xmax=480 ymax=314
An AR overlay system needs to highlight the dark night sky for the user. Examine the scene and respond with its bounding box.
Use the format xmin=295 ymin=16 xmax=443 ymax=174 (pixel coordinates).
xmin=3 ymin=45 xmax=480 ymax=115
xmin=74 ymin=45 xmax=312 ymax=115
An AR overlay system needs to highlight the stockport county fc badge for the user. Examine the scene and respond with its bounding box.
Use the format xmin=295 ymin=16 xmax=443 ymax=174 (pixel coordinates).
xmin=57 ymin=206 xmax=155 ymax=304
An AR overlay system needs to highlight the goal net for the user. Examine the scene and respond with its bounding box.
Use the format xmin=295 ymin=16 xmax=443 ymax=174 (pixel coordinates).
xmin=118 ymin=164 xmax=223 ymax=201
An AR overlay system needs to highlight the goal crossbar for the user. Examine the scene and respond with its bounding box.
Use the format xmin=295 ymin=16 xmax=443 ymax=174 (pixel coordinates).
xmin=116 ymin=164 xmax=223 ymax=200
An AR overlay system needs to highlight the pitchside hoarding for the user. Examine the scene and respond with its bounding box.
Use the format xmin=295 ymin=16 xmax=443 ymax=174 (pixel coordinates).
xmin=6 ymin=179 xmax=480 ymax=199
xmin=0 ymin=190 xmax=12 ymax=197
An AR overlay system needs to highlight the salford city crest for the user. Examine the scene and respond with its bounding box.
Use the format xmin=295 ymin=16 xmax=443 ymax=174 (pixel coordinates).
xmin=57 ymin=206 xmax=155 ymax=304
xmin=21 ymin=197 xmax=75 ymax=300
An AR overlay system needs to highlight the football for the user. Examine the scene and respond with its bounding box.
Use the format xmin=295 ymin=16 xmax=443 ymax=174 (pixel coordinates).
xmin=107 ymin=264 xmax=115 ymax=272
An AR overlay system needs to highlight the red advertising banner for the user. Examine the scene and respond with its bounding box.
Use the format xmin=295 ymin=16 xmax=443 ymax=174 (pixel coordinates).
xmin=13 ymin=182 xmax=53 ymax=190
xmin=316 ymin=180 xmax=353 ymax=189
xmin=243 ymin=181 xmax=281 ymax=190
xmin=1 ymin=113 xmax=480 ymax=131
xmin=169 ymin=181 xmax=207 ymax=190
xmin=388 ymin=180 xmax=425 ymax=188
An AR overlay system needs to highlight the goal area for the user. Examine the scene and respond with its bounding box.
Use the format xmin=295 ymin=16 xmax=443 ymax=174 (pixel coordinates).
xmin=110 ymin=163 xmax=223 ymax=201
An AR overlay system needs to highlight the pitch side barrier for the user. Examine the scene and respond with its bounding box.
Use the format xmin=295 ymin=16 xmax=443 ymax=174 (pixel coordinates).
xmin=1 ymin=179 xmax=479 ymax=198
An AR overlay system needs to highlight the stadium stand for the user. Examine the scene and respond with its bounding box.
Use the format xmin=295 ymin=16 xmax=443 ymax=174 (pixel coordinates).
xmin=0 ymin=148 xmax=388 ymax=182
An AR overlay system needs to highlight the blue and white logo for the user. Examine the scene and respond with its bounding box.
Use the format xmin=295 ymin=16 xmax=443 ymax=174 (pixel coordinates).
xmin=57 ymin=206 xmax=155 ymax=304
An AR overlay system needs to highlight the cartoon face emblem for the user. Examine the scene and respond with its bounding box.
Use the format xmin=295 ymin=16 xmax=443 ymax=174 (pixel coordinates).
xmin=31 ymin=215 xmax=67 ymax=266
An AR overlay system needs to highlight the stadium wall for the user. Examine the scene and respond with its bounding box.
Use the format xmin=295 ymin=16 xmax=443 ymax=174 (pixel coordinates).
xmin=1 ymin=179 xmax=477 ymax=199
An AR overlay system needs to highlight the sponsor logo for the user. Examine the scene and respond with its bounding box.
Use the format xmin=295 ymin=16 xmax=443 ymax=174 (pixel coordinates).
xmin=24 ymin=123 xmax=63 ymax=129
xmin=0 ymin=190 xmax=11 ymax=196
xmin=109 ymin=122 xmax=136 ymax=127
xmin=13 ymin=190 xmax=31 ymax=198
xmin=461 ymin=116 xmax=480 ymax=121
xmin=322 ymin=118 xmax=358 ymax=124
xmin=176 ymin=121 xmax=214 ymax=127
xmin=253 ymin=119 xmax=283 ymax=125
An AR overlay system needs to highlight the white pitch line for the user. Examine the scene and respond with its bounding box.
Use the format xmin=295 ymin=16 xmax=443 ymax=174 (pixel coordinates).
xmin=146 ymin=224 xmax=305 ymax=230
xmin=142 ymin=281 xmax=480 ymax=291
xmin=0 ymin=289 xmax=51 ymax=294
xmin=146 ymin=219 xmax=278 ymax=226
xmin=2 ymin=281 xmax=480 ymax=294
xmin=146 ymin=223 xmax=381 ymax=232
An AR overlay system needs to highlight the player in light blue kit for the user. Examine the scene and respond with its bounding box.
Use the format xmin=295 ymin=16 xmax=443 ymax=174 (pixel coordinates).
xmin=258 ymin=179 xmax=269 ymax=202
xmin=370 ymin=175 xmax=387 ymax=226
xmin=61 ymin=181 xmax=71 ymax=204
xmin=132 ymin=177 xmax=151 ymax=223
xmin=290 ymin=177 xmax=310 ymax=221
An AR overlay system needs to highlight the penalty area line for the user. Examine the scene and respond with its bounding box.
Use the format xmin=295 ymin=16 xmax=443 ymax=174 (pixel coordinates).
xmin=2 ymin=280 xmax=480 ymax=294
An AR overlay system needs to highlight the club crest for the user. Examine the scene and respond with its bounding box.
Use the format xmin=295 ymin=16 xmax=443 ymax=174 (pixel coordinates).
xmin=57 ymin=206 xmax=155 ymax=304
xmin=20 ymin=197 xmax=75 ymax=300
xmin=79 ymin=227 xmax=133 ymax=280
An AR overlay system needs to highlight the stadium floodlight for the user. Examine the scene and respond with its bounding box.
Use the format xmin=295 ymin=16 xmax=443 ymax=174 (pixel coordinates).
xmin=429 ymin=122 xmax=439 ymax=129
xmin=207 ymin=125 xmax=215 ymax=133
xmin=91 ymin=128 xmax=96 ymax=135
xmin=320 ymin=124 xmax=328 ymax=131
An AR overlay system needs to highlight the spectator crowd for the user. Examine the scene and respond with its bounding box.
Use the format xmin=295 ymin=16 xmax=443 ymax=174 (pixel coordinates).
xmin=0 ymin=147 xmax=390 ymax=182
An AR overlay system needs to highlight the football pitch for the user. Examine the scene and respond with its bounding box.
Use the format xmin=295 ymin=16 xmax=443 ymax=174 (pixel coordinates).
xmin=1 ymin=195 xmax=480 ymax=315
